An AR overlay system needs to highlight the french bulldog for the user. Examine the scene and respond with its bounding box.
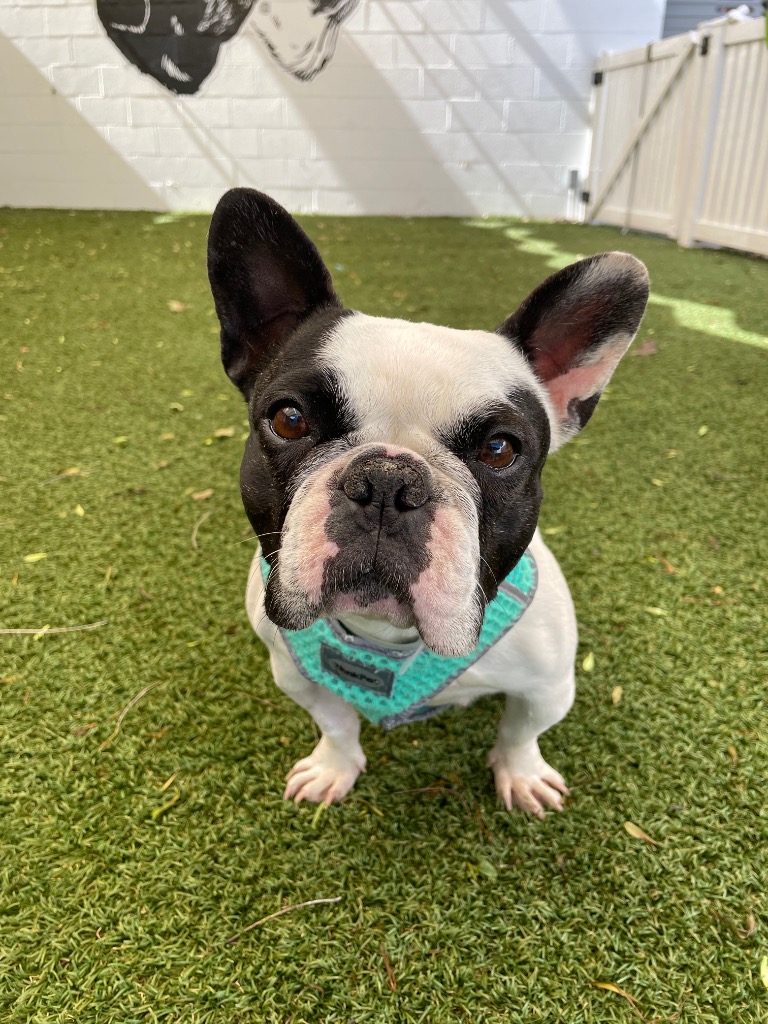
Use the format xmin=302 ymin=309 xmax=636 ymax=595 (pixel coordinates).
xmin=207 ymin=188 xmax=649 ymax=817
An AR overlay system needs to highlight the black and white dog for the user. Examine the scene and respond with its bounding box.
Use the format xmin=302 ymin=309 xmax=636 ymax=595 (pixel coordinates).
xmin=207 ymin=189 xmax=649 ymax=817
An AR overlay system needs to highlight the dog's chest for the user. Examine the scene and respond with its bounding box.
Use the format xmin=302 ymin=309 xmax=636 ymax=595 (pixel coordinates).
xmin=262 ymin=552 xmax=538 ymax=729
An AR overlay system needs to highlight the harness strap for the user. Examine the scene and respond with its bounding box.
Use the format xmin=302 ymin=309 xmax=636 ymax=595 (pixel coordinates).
xmin=260 ymin=552 xmax=537 ymax=729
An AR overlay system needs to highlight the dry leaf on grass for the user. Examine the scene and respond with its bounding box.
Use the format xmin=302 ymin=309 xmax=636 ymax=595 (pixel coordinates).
xmin=224 ymin=896 xmax=342 ymax=946
xmin=167 ymin=300 xmax=186 ymax=313
xmin=632 ymin=339 xmax=658 ymax=356
xmin=191 ymin=510 xmax=212 ymax=550
xmin=23 ymin=552 xmax=47 ymax=563
xmin=624 ymin=821 xmax=660 ymax=846
xmin=151 ymin=789 xmax=181 ymax=820
xmin=71 ymin=722 xmax=98 ymax=737
xmin=592 ymin=981 xmax=639 ymax=1006
xmin=214 ymin=426 xmax=236 ymax=438
xmin=381 ymin=946 xmax=397 ymax=992
xmin=159 ymin=772 xmax=178 ymax=793
xmin=732 ymin=912 xmax=757 ymax=940
xmin=741 ymin=917 xmax=761 ymax=937
xmin=727 ymin=744 xmax=738 ymax=765
xmin=582 ymin=651 xmax=595 ymax=672
xmin=44 ymin=466 xmax=85 ymax=484
xmin=761 ymin=956 xmax=768 ymax=989
xmin=191 ymin=489 xmax=214 ymax=501
xmin=1 ymin=620 xmax=107 ymax=636
xmin=476 ymin=858 xmax=498 ymax=881
xmin=612 ymin=685 xmax=623 ymax=705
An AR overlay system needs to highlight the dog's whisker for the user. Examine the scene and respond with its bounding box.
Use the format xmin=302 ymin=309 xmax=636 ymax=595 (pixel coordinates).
xmin=478 ymin=554 xmax=498 ymax=588
xmin=236 ymin=530 xmax=283 ymax=546
xmin=247 ymin=559 xmax=265 ymax=593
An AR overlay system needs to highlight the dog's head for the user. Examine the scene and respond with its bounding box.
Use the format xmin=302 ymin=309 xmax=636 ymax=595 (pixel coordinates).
xmin=208 ymin=189 xmax=648 ymax=656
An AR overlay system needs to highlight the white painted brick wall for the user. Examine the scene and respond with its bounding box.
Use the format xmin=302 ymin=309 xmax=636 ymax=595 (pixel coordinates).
xmin=0 ymin=0 xmax=665 ymax=216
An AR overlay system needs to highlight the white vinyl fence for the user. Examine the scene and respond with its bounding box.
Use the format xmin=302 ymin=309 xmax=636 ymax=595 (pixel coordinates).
xmin=585 ymin=13 xmax=768 ymax=257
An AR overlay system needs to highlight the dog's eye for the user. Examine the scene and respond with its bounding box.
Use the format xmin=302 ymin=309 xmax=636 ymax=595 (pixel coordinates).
xmin=478 ymin=435 xmax=519 ymax=469
xmin=270 ymin=406 xmax=309 ymax=441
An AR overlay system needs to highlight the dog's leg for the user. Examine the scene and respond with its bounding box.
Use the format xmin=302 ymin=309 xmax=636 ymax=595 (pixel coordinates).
xmin=246 ymin=554 xmax=365 ymax=805
xmin=269 ymin=643 xmax=366 ymax=805
xmin=487 ymin=678 xmax=574 ymax=819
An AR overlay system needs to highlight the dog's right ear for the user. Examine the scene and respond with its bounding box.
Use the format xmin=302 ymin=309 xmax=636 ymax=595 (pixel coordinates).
xmin=207 ymin=188 xmax=341 ymax=395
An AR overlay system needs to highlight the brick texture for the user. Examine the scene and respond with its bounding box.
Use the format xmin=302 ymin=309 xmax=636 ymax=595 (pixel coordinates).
xmin=0 ymin=0 xmax=664 ymax=215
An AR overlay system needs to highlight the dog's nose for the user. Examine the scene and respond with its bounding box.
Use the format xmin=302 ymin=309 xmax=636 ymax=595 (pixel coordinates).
xmin=340 ymin=454 xmax=430 ymax=512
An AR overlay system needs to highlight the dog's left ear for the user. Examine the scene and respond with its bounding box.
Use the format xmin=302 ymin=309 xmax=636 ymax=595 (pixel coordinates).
xmin=498 ymin=252 xmax=649 ymax=449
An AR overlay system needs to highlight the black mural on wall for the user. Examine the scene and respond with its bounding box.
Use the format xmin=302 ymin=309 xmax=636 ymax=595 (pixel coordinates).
xmin=97 ymin=0 xmax=360 ymax=95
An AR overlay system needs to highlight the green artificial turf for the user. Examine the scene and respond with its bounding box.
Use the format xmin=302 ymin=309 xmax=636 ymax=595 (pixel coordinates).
xmin=1 ymin=208 xmax=767 ymax=1023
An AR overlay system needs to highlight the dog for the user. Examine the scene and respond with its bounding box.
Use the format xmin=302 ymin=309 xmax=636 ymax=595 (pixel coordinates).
xmin=207 ymin=188 xmax=649 ymax=817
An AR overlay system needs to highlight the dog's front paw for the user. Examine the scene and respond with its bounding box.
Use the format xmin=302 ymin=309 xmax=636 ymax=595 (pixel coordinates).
xmin=284 ymin=736 xmax=366 ymax=805
xmin=487 ymin=743 xmax=569 ymax=819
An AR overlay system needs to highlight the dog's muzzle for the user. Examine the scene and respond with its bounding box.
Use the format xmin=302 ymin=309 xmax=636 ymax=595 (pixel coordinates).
xmin=320 ymin=449 xmax=436 ymax=609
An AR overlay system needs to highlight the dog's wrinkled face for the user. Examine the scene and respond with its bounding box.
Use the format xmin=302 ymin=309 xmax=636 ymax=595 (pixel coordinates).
xmin=208 ymin=189 xmax=649 ymax=656
xmin=243 ymin=312 xmax=551 ymax=655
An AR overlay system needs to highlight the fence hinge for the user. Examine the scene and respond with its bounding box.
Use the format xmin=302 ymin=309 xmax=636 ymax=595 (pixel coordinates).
xmin=580 ymin=190 xmax=591 ymax=204
xmin=592 ymin=70 xmax=604 ymax=86
xmin=699 ymin=35 xmax=710 ymax=56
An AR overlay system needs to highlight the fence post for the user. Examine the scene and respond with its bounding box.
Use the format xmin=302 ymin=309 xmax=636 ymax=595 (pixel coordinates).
xmin=583 ymin=60 xmax=610 ymax=219
xmin=622 ymin=43 xmax=653 ymax=233
xmin=675 ymin=20 xmax=727 ymax=247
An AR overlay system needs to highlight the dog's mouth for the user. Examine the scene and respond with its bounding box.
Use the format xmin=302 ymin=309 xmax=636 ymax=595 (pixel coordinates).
xmin=328 ymin=592 xmax=416 ymax=627
xmin=322 ymin=567 xmax=417 ymax=628
xmin=265 ymin=557 xmax=482 ymax=657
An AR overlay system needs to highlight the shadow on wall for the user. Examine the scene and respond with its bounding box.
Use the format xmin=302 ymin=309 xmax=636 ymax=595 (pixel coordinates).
xmin=158 ymin=12 xmax=565 ymax=215
xmin=162 ymin=2 xmax=584 ymax=215
xmin=485 ymin=0 xmax=589 ymax=125
xmin=146 ymin=19 xmax=476 ymax=216
xmin=1 ymin=3 xmax=592 ymax=215
xmin=244 ymin=25 xmax=476 ymax=215
xmin=0 ymin=35 xmax=164 ymax=211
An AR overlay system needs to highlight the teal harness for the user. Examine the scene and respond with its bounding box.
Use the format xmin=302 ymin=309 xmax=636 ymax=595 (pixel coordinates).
xmin=261 ymin=553 xmax=537 ymax=730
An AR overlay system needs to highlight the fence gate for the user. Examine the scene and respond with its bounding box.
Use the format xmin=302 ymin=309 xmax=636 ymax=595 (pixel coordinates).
xmin=585 ymin=14 xmax=768 ymax=258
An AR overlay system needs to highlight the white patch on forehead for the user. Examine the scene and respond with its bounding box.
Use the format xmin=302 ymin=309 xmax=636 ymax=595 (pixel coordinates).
xmin=319 ymin=313 xmax=552 ymax=441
